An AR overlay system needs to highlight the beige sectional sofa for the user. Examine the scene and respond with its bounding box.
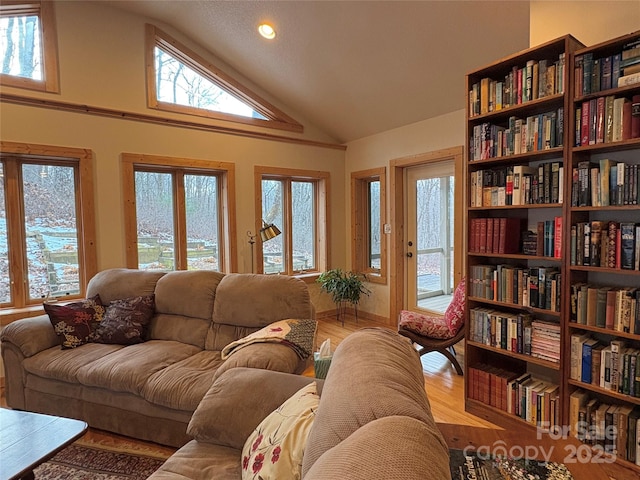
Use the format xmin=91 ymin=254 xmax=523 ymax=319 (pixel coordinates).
xmin=149 ymin=328 xmax=451 ymax=480
xmin=1 ymin=268 xmax=316 ymax=447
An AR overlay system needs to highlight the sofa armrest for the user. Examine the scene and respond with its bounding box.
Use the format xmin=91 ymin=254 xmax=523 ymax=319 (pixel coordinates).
xmin=1 ymin=314 xmax=59 ymax=357
xmin=187 ymin=367 xmax=318 ymax=450
xmin=212 ymin=342 xmax=302 ymax=383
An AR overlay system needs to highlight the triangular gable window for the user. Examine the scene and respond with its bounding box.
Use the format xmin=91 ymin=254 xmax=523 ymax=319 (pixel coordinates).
xmin=146 ymin=25 xmax=302 ymax=133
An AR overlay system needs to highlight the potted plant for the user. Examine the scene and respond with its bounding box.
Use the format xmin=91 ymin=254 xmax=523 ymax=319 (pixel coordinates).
xmin=317 ymin=268 xmax=370 ymax=325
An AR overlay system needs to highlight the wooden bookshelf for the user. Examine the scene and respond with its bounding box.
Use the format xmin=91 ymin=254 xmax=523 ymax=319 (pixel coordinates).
xmin=465 ymin=30 xmax=640 ymax=475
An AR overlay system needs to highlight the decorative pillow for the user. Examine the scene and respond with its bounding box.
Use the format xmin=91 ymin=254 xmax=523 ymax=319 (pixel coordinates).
xmin=399 ymin=310 xmax=451 ymax=339
xmin=398 ymin=278 xmax=466 ymax=339
xmin=45 ymin=295 xmax=105 ymax=349
xmin=242 ymin=381 xmax=319 ymax=480
xmin=445 ymin=277 xmax=466 ymax=336
xmin=92 ymin=294 xmax=155 ymax=345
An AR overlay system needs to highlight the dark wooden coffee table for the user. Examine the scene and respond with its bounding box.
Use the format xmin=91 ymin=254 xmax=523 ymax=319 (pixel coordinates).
xmin=437 ymin=423 xmax=616 ymax=480
xmin=0 ymin=408 xmax=87 ymax=480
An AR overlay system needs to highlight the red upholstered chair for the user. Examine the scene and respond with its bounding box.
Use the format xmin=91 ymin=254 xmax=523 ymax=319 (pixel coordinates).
xmin=398 ymin=278 xmax=466 ymax=375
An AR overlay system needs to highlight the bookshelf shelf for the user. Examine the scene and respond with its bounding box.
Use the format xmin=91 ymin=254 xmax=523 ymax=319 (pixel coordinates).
xmin=470 ymin=203 xmax=562 ymax=211
xmin=568 ymin=265 xmax=640 ymax=276
xmin=571 ymin=137 xmax=640 ymax=154
xmin=570 ymin=205 xmax=640 ymax=212
xmin=469 ymin=93 xmax=564 ymax=122
xmin=468 ymin=340 xmax=561 ymax=370
xmin=468 ymin=252 xmax=562 ymax=262
xmin=569 ymin=323 xmax=640 ymax=341
xmin=469 ymin=296 xmax=562 ymax=317
xmin=567 ymin=379 xmax=640 ymax=406
xmin=468 ymin=148 xmax=564 ymax=166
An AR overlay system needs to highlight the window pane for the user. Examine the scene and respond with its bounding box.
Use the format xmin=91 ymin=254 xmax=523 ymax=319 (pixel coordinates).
xmin=0 ymin=162 xmax=9 ymax=303
xmin=416 ymin=177 xmax=443 ymax=298
xmin=22 ymin=163 xmax=80 ymax=299
xmin=0 ymin=14 xmax=43 ymax=80
xmin=368 ymin=180 xmax=381 ymax=270
xmin=292 ymin=181 xmax=315 ymax=271
xmin=135 ymin=171 xmax=175 ymax=270
xmin=155 ymin=47 xmax=267 ymax=120
xmin=261 ymin=179 xmax=284 ymax=274
xmin=185 ymin=174 xmax=219 ymax=271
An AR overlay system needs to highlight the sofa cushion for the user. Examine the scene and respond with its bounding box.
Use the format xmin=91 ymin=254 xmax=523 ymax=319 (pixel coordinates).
xmin=150 ymin=271 xmax=224 ymax=348
xmin=302 ymin=328 xmax=444 ymax=475
xmin=23 ymin=343 xmax=124 ymax=384
xmin=86 ymin=268 xmax=164 ymax=305
xmin=44 ymin=295 xmax=105 ymax=349
xmin=76 ymin=340 xmax=200 ymax=395
xmin=303 ymin=416 xmax=450 ymax=480
xmin=188 ymin=368 xmax=317 ymax=450
xmin=241 ymin=382 xmax=319 ymax=480
xmin=93 ymin=295 xmax=155 ymax=345
xmin=148 ymin=440 xmax=241 ymax=480
xmin=142 ymin=350 xmax=224 ymax=411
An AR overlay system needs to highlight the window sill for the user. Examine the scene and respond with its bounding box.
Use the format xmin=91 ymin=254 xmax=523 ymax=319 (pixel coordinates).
xmin=1 ymin=305 xmax=46 ymax=327
xmin=294 ymin=272 xmax=321 ymax=284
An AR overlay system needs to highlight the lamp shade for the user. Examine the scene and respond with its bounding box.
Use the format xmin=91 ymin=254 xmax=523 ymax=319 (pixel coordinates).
xmin=260 ymin=223 xmax=281 ymax=242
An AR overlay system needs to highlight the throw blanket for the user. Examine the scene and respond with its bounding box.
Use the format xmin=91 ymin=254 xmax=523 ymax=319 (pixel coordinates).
xmin=221 ymin=318 xmax=316 ymax=360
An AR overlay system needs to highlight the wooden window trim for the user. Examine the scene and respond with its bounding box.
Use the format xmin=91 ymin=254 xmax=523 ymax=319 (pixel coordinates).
xmin=145 ymin=24 xmax=303 ymax=134
xmin=351 ymin=167 xmax=387 ymax=284
xmin=121 ymin=153 xmax=237 ymax=273
xmin=0 ymin=1 xmax=59 ymax=93
xmin=0 ymin=141 xmax=97 ymax=319
xmin=254 ymin=166 xmax=329 ymax=276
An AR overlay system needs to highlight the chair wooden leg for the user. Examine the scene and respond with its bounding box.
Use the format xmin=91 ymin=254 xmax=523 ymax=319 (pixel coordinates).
xmin=439 ymin=348 xmax=464 ymax=376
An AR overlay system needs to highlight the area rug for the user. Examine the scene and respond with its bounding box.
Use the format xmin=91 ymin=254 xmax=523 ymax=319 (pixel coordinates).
xmin=33 ymin=439 xmax=169 ymax=479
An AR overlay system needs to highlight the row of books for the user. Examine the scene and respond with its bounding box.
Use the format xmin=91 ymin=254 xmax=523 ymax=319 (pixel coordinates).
xmin=468 ymin=364 xmax=561 ymax=429
xmin=574 ymin=38 xmax=640 ymax=96
xmin=469 ymin=308 xmax=560 ymax=363
xmin=469 ymin=264 xmax=561 ymax=312
xmin=574 ymin=95 xmax=640 ymax=147
xmin=569 ymin=390 xmax=640 ymax=465
xmin=570 ymin=336 xmax=640 ymax=398
xmin=469 ymin=109 xmax=564 ymax=161
xmin=470 ymin=161 xmax=564 ymax=207
xmin=571 ymin=159 xmax=640 ymax=207
xmin=468 ymin=217 xmax=521 ymax=255
xmin=469 ymin=54 xmax=566 ymax=117
xmin=569 ymin=221 xmax=640 ymax=270
xmin=570 ymin=284 xmax=640 ymax=334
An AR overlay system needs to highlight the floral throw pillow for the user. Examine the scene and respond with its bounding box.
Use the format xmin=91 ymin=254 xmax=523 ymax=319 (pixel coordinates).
xmin=92 ymin=294 xmax=155 ymax=345
xmin=45 ymin=295 xmax=105 ymax=349
xmin=242 ymin=382 xmax=319 ymax=480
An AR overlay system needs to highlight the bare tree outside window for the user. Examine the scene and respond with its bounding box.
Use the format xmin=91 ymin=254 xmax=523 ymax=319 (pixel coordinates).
xmin=0 ymin=13 xmax=41 ymax=79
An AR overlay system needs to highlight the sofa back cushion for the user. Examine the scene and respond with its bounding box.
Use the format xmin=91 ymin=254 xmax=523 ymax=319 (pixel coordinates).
xmin=206 ymin=274 xmax=313 ymax=350
xmin=86 ymin=269 xmax=165 ymax=304
xmin=150 ymin=270 xmax=224 ymax=348
xmin=301 ymin=328 xmax=447 ymax=476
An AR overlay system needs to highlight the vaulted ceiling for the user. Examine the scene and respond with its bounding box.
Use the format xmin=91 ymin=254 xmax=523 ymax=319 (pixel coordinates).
xmin=104 ymin=1 xmax=532 ymax=144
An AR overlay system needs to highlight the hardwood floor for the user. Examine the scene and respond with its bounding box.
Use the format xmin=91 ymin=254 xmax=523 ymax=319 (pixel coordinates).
xmin=0 ymin=314 xmax=495 ymax=457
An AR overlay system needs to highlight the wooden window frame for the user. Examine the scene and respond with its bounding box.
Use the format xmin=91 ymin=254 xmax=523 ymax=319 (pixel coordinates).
xmin=0 ymin=0 xmax=59 ymax=93
xmin=0 ymin=141 xmax=97 ymax=322
xmin=145 ymin=24 xmax=303 ymax=134
xmin=254 ymin=166 xmax=329 ymax=277
xmin=122 ymin=153 xmax=237 ymax=273
xmin=351 ymin=167 xmax=387 ymax=284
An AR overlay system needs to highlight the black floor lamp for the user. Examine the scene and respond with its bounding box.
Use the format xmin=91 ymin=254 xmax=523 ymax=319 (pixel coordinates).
xmin=247 ymin=220 xmax=281 ymax=273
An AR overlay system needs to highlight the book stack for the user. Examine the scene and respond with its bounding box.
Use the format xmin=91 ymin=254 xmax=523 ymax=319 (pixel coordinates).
xmin=574 ymin=95 xmax=640 ymax=147
xmin=469 ymin=265 xmax=561 ymax=311
xmin=469 ymin=308 xmax=533 ymax=356
xmin=469 ymin=109 xmax=564 ymax=161
xmin=571 ymin=159 xmax=639 ymax=207
xmin=470 ymin=161 xmax=564 ymax=207
xmin=531 ymin=320 xmax=561 ymax=363
xmin=574 ymin=39 xmax=640 ymax=93
xmin=469 ymin=53 xmax=566 ymax=117
xmin=569 ymin=284 xmax=640 ymax=333
xmin=467 ymin=363 xmax=521 ymax=414
xmin=468 ymin=217 xmax=522 ymax=254
xmin=569 ymin=389 xmax=640 ymax=464
xmin=570 ymin=337 xmax=640 ymax=397
xmin=570 ymin=221 xmax=640 ymax=270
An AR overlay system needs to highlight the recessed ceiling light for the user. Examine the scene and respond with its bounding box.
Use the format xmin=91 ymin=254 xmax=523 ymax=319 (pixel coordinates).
xmin=258 ymin=23 xmax=276 ymax=40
